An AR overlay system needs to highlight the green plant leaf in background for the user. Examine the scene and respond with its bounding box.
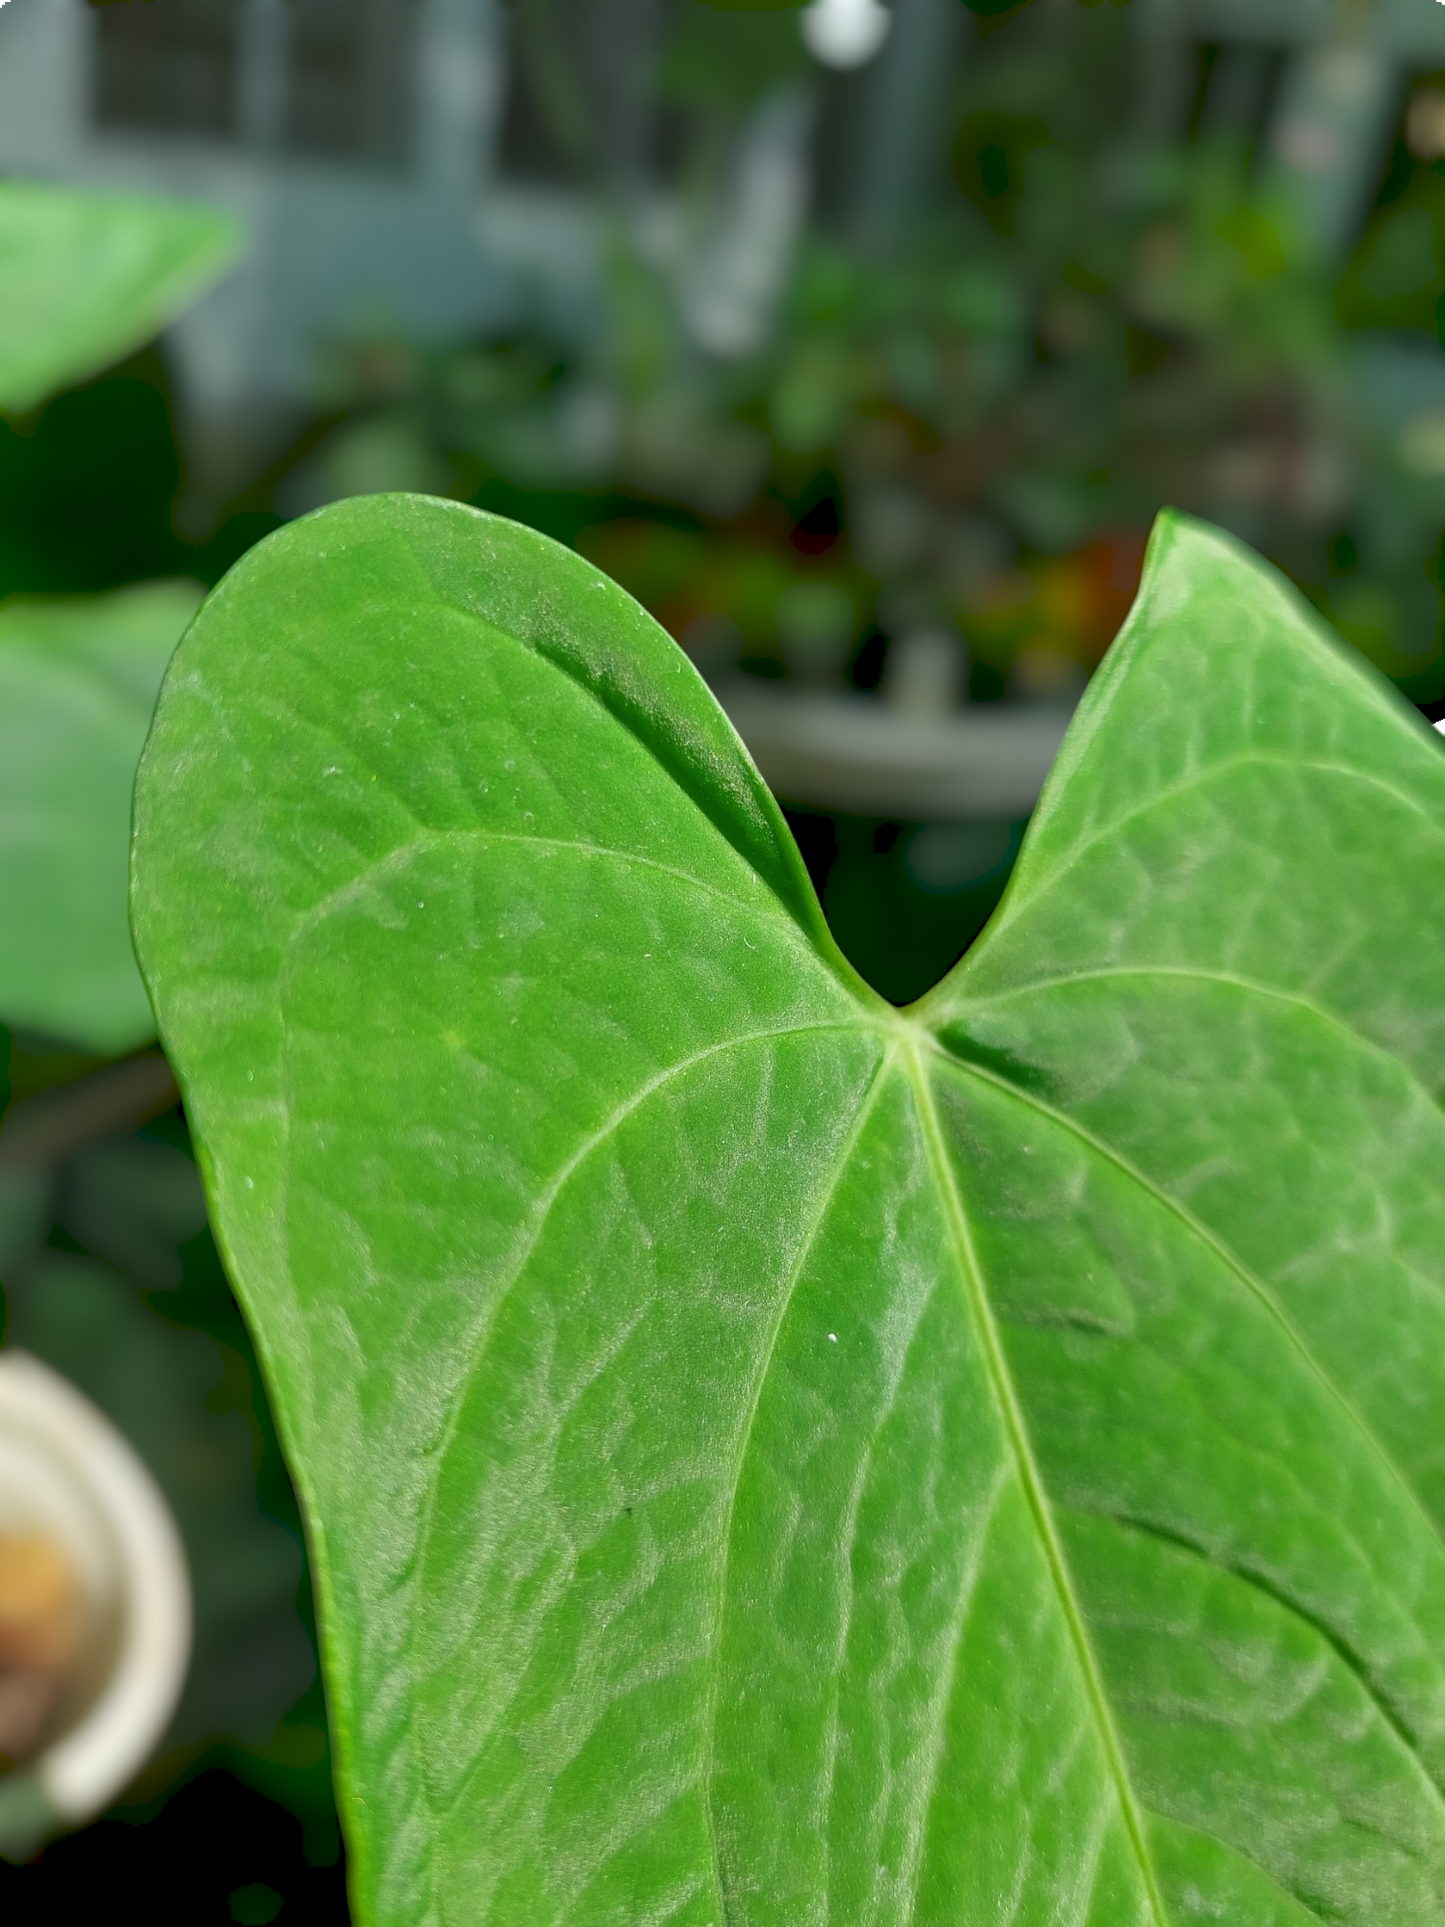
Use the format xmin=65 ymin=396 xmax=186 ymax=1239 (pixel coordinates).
xmin=0 ymin=180 xmax=240 ymax=415
xmin=0 ymin=581 xmax=202 ymax=1052
xmin=132 ymin=496 xmax=1445 ymax=1925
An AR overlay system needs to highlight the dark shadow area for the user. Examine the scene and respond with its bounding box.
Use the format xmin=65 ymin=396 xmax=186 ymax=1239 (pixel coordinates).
xmin=0 ymin=1769 xmax=348 ymax=1924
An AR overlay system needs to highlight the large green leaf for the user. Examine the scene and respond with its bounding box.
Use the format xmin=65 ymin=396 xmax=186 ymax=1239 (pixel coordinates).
xmin=131 ymin=496 xmax=1445 ymax=1925
xmin=1 ymin=582 xmax=202 ymax=1052
xmin=0 ymin=181 xmax=240 ymax=414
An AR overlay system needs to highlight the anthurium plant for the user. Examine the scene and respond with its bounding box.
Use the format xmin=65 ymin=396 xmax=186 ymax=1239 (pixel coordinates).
xmin=131 ymin=490 xmax=1445 ymax=1925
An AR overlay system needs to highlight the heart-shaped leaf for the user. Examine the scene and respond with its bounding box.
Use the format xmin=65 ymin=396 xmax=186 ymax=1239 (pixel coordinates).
xmin=0 ymin=581 xmax=203 ymax=1052
xmin=132 ymin=496 xmax=1445 ymax=1925
xmin=0 ymin=181 xmax=240 ymax=414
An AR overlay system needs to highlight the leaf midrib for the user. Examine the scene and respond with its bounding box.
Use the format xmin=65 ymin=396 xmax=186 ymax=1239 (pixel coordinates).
xmin=387 ymin=989 xmax=1445 ymax=1920
xmin=902 ymin=1035 xmax=1173 ymax=1927
xmin=931 ymin=1044 xmax=1445 ymax=1813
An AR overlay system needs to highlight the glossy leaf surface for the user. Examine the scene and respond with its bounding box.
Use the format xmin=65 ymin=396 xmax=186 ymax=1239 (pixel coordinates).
xmin=1 ymin=582 xmax=202 ymax=1051
xmin=132 ymin=497 xmax=1445 ymax=1925
xmin=0 ymin=181 xmax=239 ymax=414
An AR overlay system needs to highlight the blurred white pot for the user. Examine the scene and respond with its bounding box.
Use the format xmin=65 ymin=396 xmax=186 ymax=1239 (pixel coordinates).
xmin=0 ymin=1350 xmax=190 ymax=1858
xmin=718 ymin=681 xmax=1072 ymax=818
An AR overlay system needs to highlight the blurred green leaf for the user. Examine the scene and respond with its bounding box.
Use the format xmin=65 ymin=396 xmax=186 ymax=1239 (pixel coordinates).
xmin=662 ymin=3 xmax=810 ymax=115
xmin=136 ymin=497 xmax=1445 ymax=1922
xmin=0 ymin=581 xmax=201 ymax=1052
xmin=0 ymin=182 xmax=240 ymax=415
xmin=1336 ymin=174 xmax=1445 ymax=334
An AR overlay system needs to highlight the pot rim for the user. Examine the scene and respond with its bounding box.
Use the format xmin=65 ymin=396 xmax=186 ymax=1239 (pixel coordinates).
xmin=0 ymin=1348 xmax=190 ymax=1855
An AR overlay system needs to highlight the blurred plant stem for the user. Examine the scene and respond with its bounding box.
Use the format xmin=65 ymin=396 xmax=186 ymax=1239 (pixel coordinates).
xmin=846 ymin=0 xmax=962 ymax=258
xmin=0 ymin=1054 xmax=177 ymax=1173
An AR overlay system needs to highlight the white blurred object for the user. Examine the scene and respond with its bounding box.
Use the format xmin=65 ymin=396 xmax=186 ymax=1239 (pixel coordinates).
xmin=0 ymin=1352 xmax=190 ymax=1859
xmin=801 ymin=0 xmax=891 ymax=72
xmin=1434 ymin=717 xmax=1445 ymax=737
xmin=1265 ymin=42 xmax=1397 ymax=259
xmin=1407 ymin=86 xmax=1445 ymax=161
xmin=882 ymin=629 xmax=967 ymax=718
xmin=682 ymin=89 xmax=814 ymax=358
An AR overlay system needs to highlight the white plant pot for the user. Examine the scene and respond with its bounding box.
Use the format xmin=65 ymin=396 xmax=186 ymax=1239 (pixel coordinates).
xmin=0 ymin=1350 xmax=190 ymax=1858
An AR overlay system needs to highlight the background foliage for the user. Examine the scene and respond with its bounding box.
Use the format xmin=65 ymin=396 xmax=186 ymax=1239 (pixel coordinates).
xmin=0 ymin=179 xmax=343 ymax=1920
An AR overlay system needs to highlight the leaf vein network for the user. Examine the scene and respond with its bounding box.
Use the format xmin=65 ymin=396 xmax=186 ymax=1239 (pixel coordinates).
xmin=950 ymin=964 xmax=1445 ymax=1125
xmin=973 ymin=752 xmax=1445 ymax=960
xmin=1084 ymin=1510 xmax=1445 ymax=1812
xmin=285 ymin=826 xmax=825 ymax=970
xmin=401 ymin=1018 xmax=886 ymax=1913
xmin=931 ymin=1051 xmax=1445 ymax=1589
xmin=698 ymin=1042 xmax=898 ymax=1927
